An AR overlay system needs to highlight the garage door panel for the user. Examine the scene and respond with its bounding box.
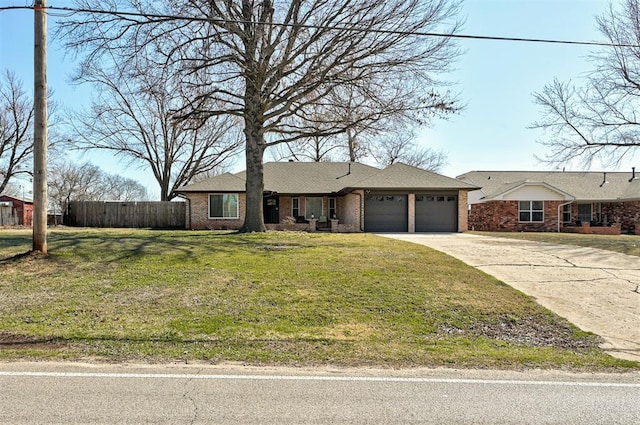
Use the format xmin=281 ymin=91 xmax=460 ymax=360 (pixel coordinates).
xmin=416 ymin=194 xmax=457 ymax=232
xmin=365 ymin=195 xmax=408 ymax=232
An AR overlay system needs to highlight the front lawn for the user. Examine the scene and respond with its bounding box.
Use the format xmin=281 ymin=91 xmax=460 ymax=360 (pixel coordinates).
xmin=0 ymin=228 xmax=635 ymax=370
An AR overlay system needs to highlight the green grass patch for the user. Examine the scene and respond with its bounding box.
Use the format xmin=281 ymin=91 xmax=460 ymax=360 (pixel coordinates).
xmin=0 ymin=228 xmax=636 ymax=370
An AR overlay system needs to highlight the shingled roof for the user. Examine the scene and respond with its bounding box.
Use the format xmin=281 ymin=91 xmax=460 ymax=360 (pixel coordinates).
xmin=354 ymin=162 xmax=476 ymax=190
xmin=175 ymin=172 xmax=246 ymax=192
xmin=178 ymin=162 xmax=477 ymax=194
xmin=457 ymin=170 xmax=640 ymax=201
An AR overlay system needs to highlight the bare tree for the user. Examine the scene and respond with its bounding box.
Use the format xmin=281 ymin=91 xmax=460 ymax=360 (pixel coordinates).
xmin=270 ymin=135 xmax=341 ymax=162
xmin=371 ymin=131 xmax=448 ymax=171
xmin=532 ymin=0 xmax=640 ymax=167
xmin=59 ymin=0 xmax=463 ymax=231
xmin=101 ymin=173 xmax=150 ymax=202
xmin=63 ymin=36 xmax=242 ymax=201
xmin=272 ymin=88 xmax=456 ymax=165
xmin=270 ymin=82 xmax=459 ymax=164
xmin=0 ymin=70 xmax=35 ymax=194
xmin=48 ymin=160 xmax=148 ymax=214
xmin=325 ymin=83 xmax=458 ymax=162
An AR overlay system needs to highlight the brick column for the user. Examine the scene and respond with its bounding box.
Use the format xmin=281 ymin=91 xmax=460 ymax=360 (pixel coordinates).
xmin=308 ymin=219 xmax=317 ymax=232
xmin=408 ymin=193 xmax=415 ymax=233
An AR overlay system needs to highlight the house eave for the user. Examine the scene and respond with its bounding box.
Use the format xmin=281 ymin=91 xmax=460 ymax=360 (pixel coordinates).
xmin=574 ymin=197 xmax=640 ymax=203
xmin=342 ymin=186 xmax=477 ymax=193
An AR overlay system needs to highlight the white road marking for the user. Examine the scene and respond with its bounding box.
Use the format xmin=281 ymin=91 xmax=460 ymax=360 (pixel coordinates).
xmin=1 ymin=371 xmax=638 ymax=387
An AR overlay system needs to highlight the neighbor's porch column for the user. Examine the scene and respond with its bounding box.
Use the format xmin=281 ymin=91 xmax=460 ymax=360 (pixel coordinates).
xmin=458 ymin=190 xmax=469 ymax=232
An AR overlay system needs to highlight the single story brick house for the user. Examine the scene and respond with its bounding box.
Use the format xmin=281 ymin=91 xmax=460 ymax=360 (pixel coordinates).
xmin=457 ymin=169 xmax=640 ymax=234
xmin=177 ymin=161 xmax=478 ymax=232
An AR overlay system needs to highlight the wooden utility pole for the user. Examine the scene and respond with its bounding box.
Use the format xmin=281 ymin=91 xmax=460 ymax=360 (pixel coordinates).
xmin=33 ymin=0 xmax=48 ymax=253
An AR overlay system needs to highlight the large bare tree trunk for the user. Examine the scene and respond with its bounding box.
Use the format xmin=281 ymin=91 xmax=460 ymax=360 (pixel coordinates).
xmin=347 ymin=128 xmax=358 ymax=163
xmin=242 ymin=141 xmax=266 ymax=233
xmin=240 ymin=85 xmax=267 ymax=233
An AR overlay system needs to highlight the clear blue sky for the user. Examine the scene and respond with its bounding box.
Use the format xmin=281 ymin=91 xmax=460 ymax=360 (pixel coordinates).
xmin=0 ymin=0 xmax=632 ymax=200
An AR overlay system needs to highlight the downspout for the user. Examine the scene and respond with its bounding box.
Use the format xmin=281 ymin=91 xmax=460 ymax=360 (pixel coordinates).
xmin=557 ymin=200 xmax=573 ymax=233
xmin=355 ymin=190 xmax=364 ymax=232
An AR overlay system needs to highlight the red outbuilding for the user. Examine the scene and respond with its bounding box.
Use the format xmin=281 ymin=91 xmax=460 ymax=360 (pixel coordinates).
xmin=0 ymin=194 xmax=33 ymax=226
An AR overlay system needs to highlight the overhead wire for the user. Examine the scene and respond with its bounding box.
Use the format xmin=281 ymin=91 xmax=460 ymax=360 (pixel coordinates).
xmin=1 ymin=4 xmax=639 ymax=48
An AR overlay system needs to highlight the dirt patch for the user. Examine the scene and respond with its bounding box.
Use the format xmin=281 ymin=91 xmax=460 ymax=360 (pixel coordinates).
xmin=472 ymin=315 xmax=602 ymax=350
xmin=439 ymin=314 xmax=602 ymax=351
xmin=0 ymin=332 xmax=65 ymax=350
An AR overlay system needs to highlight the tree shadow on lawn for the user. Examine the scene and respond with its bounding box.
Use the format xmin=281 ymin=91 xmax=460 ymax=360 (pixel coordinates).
xmin=0 ymin=332 xmax=345 ymax=362
xmin=0 ymin=229 xmax=363 ymax=265
xmin=0 ymin=250 xmax=45 ymax=264
xmin=0 ymin=332 xmax=65 ymax=350
xmin=0 ymin=230 xmax=243 ymax=264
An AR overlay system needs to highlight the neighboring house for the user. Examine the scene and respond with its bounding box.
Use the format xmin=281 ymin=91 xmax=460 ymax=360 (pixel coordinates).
xmin=457 ymin=169 xmax=640 ymax=234
xmin=176 ymin=161 xmax=478 ymax=232
xmin=0 ymin=194 xmax=33 ymax=226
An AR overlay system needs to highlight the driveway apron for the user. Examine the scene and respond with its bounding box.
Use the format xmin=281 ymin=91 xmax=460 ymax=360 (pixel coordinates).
xmin=381 ymin=233 xmax=640 ymax=362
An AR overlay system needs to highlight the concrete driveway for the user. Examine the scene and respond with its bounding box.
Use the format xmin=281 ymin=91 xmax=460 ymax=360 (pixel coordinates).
xmin=381 ymin=233 xmax=640 ymax=362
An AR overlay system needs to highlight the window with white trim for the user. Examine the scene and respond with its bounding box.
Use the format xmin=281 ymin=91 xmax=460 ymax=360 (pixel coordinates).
xmin=292 ymin=197 xmax=300 ymax=218
xmin=519 ymin=200 xmax=543 ymax=222
xmin=209 ymin=194 xmax=239 ymax=219
xmin=329 ymin=197 xmax=337 ymax=219
xmin=562 ymin=204 xmax=572 ymax=223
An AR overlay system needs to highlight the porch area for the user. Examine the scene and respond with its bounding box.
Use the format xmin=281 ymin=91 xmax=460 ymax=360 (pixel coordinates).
xmin=265 ymin=218 xmax=358 ymax=233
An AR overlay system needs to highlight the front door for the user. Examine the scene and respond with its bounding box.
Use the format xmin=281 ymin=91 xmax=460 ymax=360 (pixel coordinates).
xmin=263 ymin=196 xmax=279 ymax=224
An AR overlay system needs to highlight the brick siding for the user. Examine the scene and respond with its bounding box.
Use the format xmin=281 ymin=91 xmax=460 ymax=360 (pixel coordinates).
xmin=186 ymin=192 xmax=246 ymax=230
xmin=469 ymin=199 xmax=640 ymax=233
xmin=341 ymin=191 xmax=363 ymax=231
xmin=457 ymin=190 xmax=469 ymax=233
xmin=600 ymin=201 xmax=640 ymax=233
xmin=469 ymin=200 xmax=566 ymax=232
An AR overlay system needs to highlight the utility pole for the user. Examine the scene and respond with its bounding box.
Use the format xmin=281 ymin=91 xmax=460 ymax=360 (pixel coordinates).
xmin=33 ymin=0 xmax=48 ymax=253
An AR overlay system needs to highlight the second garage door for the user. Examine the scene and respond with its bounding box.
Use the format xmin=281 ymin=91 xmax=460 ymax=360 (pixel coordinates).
xmin=415 ymin=194 xmax=458 ymax=232
xmin=364 ymin=194 xmax=408 ymax=232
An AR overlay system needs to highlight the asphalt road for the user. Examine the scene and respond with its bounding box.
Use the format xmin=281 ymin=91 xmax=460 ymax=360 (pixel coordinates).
xmin=0 ymin=363 xmax=639 ymax=424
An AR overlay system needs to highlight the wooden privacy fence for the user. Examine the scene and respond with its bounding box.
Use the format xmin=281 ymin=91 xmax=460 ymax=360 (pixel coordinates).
xmin=67 ymin=201 xmax=186 ymax=229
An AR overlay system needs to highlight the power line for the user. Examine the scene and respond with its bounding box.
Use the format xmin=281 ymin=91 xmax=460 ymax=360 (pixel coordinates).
xmin=1 ymin=4 xmax=639 ymax=48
